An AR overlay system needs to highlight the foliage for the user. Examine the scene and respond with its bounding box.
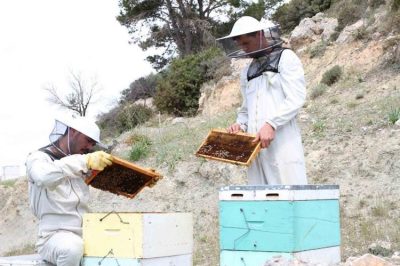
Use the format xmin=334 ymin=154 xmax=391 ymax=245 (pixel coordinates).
xmin=368 ymin=244 xmax=393 ymax=257
xmin=142 ymin=110 xmax=236 ymax=172
xmin=388 ymin=107 xmax=400 ymax=124
xmin=309 ymin=41 xmax=328 ymax=58
xmin=393 ymin=0 xmax=400 ymax=11
xmin=44 ymin=70 xmax=100 ymax=116
xmin=353 ymin=26 xmax=368 ymax=40
xmin=120 ymin=73 xmax=159 ymax=104
xmin=98 ymin=104 xmax=153 ymax=138
xmin=310 ymin=83 xmax=329 ymax=99
xmin=368 ymin=0 xmax=386 ymax=9
xmin=386 ymin=8 xmax=400 ymax=34
xmin=116 ymin=104 xmax=153 ymax=132
xmin=0 ymin=179 xmax=17 ymax=187
xmin=272 ymin=0 xmax=332 ymax=33
xmin=312 ymin=119 xmax=326 ymax=136
xmin=129 ymin=134 xmax=152 ymax=161
xmin=117 ymin=0 xmax=283 ymax=69
xmin=336 ymin=1 xmax=366 ymax=31
xmin=321 ymin=65 xmax=343 ymax=86
xmin=153 ymin=47 xmax=229 ymax=116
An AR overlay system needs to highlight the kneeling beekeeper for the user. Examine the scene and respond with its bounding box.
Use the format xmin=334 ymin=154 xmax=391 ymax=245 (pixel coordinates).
xmin=218 ymin=16 xmax=308 ymax=185
xmin=26 ymin=115 xmax=113 ymax=266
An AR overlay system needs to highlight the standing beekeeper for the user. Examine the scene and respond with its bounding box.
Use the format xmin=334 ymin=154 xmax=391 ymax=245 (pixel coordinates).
xmin=26 ymin=115 xmax=113 ymax=266
xmin=218 ymin=16 xmax=307 ymax=185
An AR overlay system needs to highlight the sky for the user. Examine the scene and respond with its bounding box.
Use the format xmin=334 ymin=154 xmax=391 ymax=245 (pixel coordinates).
xmin=0 ymin=0 xmax=154 ymax=173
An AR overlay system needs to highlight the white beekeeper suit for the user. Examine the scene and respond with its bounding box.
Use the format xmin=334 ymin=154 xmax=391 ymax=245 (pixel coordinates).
xmin=218 ymin=16 xmax=307 ymax=185
xmin=26 ymin=116 xmax=112 ymax=266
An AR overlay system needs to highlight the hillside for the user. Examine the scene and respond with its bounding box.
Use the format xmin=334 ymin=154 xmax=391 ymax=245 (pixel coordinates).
xmin=1 ymin=12 xmax=400 ymax=266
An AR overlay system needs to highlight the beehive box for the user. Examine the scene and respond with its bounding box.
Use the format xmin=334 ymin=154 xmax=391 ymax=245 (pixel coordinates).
xmin=0 ymin=254 xmax=51 ymax=266
xmin=86 ymin=156 xmax=162 ymax=198
xmin=82 ymin=254 xmax=192 ymax=266
xmin=195 ymin=129 xmax=261 ymax=166
xmin=83 ymin=212 xmax=193 ymax=259
xmin=220 ymin=247 xmax=341 ymax=266
xmin=219 ymin=185 xmax=341 ymax=265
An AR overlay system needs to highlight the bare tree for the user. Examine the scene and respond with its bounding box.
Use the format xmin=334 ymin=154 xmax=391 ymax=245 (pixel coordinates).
xmin=44 ymin=71 xmax=101 ymax=117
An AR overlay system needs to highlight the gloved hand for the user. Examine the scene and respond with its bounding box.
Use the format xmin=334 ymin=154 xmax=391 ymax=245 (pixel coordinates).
xmin=86 ymin=151 xmax=113 ymax=171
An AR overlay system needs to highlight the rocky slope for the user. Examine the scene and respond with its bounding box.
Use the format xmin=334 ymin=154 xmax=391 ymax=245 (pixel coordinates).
xmin=1 ymin=12 xmax=400 ymax=265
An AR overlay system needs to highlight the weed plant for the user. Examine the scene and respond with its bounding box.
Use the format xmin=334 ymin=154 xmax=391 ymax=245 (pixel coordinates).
xmin=312 ymin=119 xmax=326 ymax=136
xmin=321 ymin=65 xmax=343 ymax=86
xmin=129 ymin=134 xmax=152 ymax=161
xmin=310 ymin=83 xmax=329 ymax=99
xmin=132 ymin=111 xmax=236 ymax=172
xmin=0 ymin=179 xmax=17 ymax=187
xmin=388 ymin=107 xmax=400 ymax=124
xmin=309 ymin=41 xmax=328 ymax=59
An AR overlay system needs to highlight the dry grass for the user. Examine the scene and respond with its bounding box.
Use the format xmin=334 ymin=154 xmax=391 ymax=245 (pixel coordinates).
xmin=3 ymin=244 xmax=35 ymax=256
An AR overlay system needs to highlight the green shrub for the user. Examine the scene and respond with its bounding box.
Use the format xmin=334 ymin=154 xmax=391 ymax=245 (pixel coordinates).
xmin=154 ymin=47 xmax=229 ymax=116
xmin=129 ymin=135 xmax=152 ymax=161
xmin=329 ymin=30 xmax=340 ymax=42
xmin=368 ymin=0 xmax=386 ymax=9
xmin=353 ymin=26 xmax=368 ymax=40
xmin=98 ymin=104 xmax=153 ymax=138
xmin=388 ymin=107 xmax=400 ymax=124
xmin=337 ymin=1 xmax=366 ymax=31
xmin=393 ymin=0 xmax=400 ymax=11
xmin=310 ymin=83 xmax=329 ymax=99
xmin=309 ymin=41 xmax=328 ymax=58
xmin=272 ymin=0 xmax=332 ymax=33
xmin=120 ymin=73 xmax=159 ymax=104
xmin=116 ymin=104 xmax=153 ymax=132
xmin=312 ymin=119 xmax=326 ymax=136
xmin=321 ymin=65 xmax=343 ymax=86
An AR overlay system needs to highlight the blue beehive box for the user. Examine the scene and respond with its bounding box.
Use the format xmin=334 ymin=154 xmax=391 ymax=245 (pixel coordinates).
xmin=219 ymin=185 xmax=341 ymax=265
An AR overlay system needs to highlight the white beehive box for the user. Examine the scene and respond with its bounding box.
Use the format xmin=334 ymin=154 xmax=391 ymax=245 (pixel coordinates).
xmin=83 ymin=212 xmax=193 ymax=259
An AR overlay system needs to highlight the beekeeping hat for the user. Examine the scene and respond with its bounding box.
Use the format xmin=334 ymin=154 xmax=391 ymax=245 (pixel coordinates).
xmin=217 ymin=16 xmax=283 ymax=58
xmin=49 ymin=114 xmax=106 ymax=148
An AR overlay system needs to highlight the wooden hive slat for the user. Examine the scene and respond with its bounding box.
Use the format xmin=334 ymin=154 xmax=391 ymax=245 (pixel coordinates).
xmin=195 ymin=129 xmax=261 ymax=166
xmin=85 ymin=156 xmax=162 ymax=198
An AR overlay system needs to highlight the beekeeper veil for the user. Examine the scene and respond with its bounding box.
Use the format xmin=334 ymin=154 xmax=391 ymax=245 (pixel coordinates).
xmin=49 ymin=115 xmax=106 ymax=155
xmin=216 ymin=16 xmax=283 ymax=59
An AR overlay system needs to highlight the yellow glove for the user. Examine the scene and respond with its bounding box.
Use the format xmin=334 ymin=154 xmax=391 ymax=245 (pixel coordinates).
xmin=86 ymin=151 xmax=113 ymax=171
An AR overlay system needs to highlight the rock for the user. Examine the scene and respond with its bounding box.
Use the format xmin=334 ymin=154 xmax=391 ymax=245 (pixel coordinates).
xmin=345 ymin=254 xmax=393 ymax=266
xmin=264 ymin=256 xmax=328 ymax=266
xmin=368 ymin=242 xmax=392 ymax=257
xmin=289 ymin=13 xmax=338 ymax=50
xmin=336 ymin=20 xmax=365 ymax=44
xmin=171 ymin=117 xmax=186 ymax=125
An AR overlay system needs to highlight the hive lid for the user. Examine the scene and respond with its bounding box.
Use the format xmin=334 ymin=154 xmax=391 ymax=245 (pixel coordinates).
xmin=85 ymin=156 xmax=162 ymax=198
xmin=195 ymin=129 xmax=261 ymax=166
xmin=219 ymin=185 xmax=340 ymax=201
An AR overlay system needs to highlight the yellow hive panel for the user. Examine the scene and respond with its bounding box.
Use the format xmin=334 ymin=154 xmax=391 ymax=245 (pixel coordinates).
xmin=83 ymin=212 xmax=193 ymax=259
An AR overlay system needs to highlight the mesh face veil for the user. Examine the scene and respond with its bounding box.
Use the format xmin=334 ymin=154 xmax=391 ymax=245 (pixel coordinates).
xmin=49 ymin=115 xmax=106 ymax=155
xmin=217 ymin=17 xmax=283 ymax=58
xmin=49 ymin=119 xmax=71 ymax=155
